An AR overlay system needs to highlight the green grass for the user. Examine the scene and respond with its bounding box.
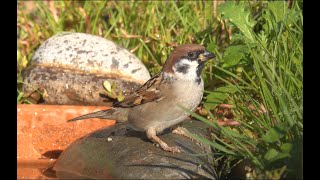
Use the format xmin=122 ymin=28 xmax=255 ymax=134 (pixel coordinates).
xmin=17 ymin=1 xmax=303 ymax=179
xmin=188 ymin=1 xmax=303 ymax=179
xmin=17 ymin=1 xmax=226 ymax=77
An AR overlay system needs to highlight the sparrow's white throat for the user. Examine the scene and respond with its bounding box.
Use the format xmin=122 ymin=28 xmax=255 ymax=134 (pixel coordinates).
xmin=171 ymin=58 xmax=201 ymax=82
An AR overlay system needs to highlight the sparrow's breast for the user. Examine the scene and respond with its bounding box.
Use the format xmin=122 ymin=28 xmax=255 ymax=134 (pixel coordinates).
xmin=128 ymin=79 xmax=204 ymax=133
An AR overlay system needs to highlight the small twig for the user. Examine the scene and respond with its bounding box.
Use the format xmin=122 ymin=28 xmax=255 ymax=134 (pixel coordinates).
xmin=112 ymin=34 xmax=144 ymax=39
xmin=130 ymin=43 xmax=142 ymax=53
xmin=213 ymin=0 xmax=217 ymax=18
xmin=78 ymin=6 xmax=91 ymax=33
xmin=48 ymin=0 xmax=59 ymax=23
xmin=217 ymin=118 xmax=240 ymax=126
xmin=218 ymin=104 xmax=234 ymax=109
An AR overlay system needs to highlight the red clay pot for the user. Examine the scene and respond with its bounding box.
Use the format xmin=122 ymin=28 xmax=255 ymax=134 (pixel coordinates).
xmin=17 ymin=104 xmax=115 ymax=179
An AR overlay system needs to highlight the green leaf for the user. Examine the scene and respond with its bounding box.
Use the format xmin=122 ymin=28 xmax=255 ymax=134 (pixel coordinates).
xmin=265 ymin=2 xmax=299 ymax=30
xmin=258 ymin=31 xmax=268 ymax=50
xmin=286 ymin=7 xmax=299 ymax=25
xmin=17 ymin=91 xmax=24 ymax=104
xmin=207 ymin=42 xmax=217 ymax=52
xmin=280 ymin=143 xmax=293 ymax=153
xmin=204 ymin=94 xmax=227 ymax=109
xmin=217 ymin=85 xmax=239 ymax=94
xmin=107 ymin=91 xmax=116 ymax=99
xmin=204 ymin=85 xmax=238 ymax=109
xmin=268 ymin=1 xmax=298 ymax=24
xmin=117 ymin=91 xmax=125 ymax=102
xmin=264 ymin=148 xmax=290 ymax=163
xmin=223 ymin=51 xmax=243 ymax=67
xmin=222 ymin=45 xmax=248 ymax=67
xmin=222 ymin=127 xmax=247 ymax=139
xmin=111 ymin=81 xmax=117 ymax=90
xmin=218 ymin=2 xmax=255 ymax=42
xmin=230 ymin=33 xmax=246 ymax=44
xmin=262 ymin=128 xmax=283 ymax=143
xmin=264 ymin=148 xmax=279 ymax=161
xmin=103 ymin=81 xmax=112 ymax=92
xmin=262 ymin=122 xmax=291 ymax=143
xmin=191 ymin=133 xmax=236 ymax=155
xmin=268 ymin=1 xmax=286 ymax=23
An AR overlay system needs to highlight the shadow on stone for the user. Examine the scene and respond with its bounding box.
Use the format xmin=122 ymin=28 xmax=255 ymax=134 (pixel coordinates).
xmin=53 ymin=120 xmax=216 ymax=179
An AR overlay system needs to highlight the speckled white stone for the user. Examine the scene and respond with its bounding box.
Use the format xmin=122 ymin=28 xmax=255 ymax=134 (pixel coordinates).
xmin=31 ymin=32 xmax=150 ymax=83
xmin=23 ymin=32 xmax=151 ymax=105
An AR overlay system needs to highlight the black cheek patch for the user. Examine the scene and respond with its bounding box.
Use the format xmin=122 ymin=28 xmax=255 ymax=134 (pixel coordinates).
xmin=196 ymin=77 xmax=201 ymax=84
xmin=176 ymin=64 xmax=190 ymax=74
xmin=196 ymin=62 xmax=205 ymax=84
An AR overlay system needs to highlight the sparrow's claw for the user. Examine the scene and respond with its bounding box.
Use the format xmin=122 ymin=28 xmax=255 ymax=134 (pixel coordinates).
xmin=164 ymin=146 xmax=181 ymax=153
xmin=172 ymin=126 xmax=196 ymax=142
xmin=147 ymin=128 xmax=182 ymax=153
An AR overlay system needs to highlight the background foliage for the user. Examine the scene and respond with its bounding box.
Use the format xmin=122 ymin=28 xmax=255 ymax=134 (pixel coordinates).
xmin=17 ymin=1 xmax=303 ymax=179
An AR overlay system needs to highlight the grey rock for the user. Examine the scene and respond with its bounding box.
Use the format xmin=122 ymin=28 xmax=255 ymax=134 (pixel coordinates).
xmin=23 ymin=32 xmax=151 ymax=105
xmin=53 ymin=120 xmax=216 ymax=179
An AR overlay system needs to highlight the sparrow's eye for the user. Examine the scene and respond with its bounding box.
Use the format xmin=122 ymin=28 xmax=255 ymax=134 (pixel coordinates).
xmin=187 ymin=52 xmax=196 ymax=58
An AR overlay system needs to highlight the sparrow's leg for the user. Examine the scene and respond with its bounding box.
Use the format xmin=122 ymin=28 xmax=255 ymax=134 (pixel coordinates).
xmin=146 ymin=128 xmax=181 ymax=153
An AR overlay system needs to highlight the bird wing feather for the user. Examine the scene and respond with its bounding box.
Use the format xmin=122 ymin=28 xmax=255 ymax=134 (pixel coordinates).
xmin=113 ymin=72 xmax=167 ymax=107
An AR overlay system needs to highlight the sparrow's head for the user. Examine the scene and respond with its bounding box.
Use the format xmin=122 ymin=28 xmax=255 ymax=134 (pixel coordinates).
xmin=162 ymin=44 xmax=216 ymax=83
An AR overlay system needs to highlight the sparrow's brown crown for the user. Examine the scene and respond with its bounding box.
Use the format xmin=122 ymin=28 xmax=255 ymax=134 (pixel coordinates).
xmin=162 ymin=44 xmax=213 ymax=73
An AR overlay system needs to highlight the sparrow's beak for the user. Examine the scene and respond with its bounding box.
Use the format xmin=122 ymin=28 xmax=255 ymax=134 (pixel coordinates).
xmin=199 ymin=50 xmax=216 ymax=62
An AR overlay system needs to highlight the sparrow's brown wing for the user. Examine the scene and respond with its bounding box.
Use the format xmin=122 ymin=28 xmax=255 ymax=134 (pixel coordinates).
xmin=113 ymin=72 xmax=167 ymax=108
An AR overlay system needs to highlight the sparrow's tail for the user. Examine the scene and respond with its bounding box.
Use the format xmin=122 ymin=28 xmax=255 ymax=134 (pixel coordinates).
xmin=67 ymin=108 xmax=129 ymax=123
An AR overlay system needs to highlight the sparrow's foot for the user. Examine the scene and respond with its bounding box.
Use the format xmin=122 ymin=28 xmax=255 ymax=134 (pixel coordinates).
xmin=146 ymin=128 xmax=181 ymax=153
xmin=172 ymin=126 xmax=195 ymax=141
xmin=164 ymin=145 xmax=181 ymax=153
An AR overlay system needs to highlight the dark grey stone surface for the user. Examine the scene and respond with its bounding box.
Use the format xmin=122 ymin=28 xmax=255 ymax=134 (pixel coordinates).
xmin=54 ymin=120 xmax=216 ymax=179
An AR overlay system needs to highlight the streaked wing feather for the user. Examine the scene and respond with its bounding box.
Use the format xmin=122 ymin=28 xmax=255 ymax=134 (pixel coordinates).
xmin=113 ymin=73 xmax=165 ymax=108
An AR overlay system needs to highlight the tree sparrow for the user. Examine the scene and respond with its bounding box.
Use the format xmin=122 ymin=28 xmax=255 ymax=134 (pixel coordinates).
xmin=68 ymin=44 xmax=216 ymax=153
